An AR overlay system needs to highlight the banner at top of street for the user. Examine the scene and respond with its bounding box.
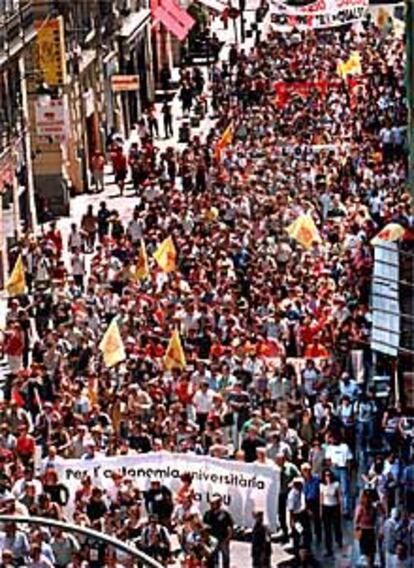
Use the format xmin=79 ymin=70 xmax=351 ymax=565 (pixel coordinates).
xmin=270 ymin=0 xmax=368 ymax=30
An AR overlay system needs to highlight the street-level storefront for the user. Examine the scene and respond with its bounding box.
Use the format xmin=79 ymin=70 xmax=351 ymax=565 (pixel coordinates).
xmin=117 ymin=10 xmax=154 ymax=136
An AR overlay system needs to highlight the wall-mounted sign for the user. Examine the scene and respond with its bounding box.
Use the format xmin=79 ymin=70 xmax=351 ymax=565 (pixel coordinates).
xmin=111 ymin=75 xmax=140 ymax=92
xmin=35 ymin=98 xmax=68 ymax=141
xmin=35 ymin=17 xmax=67 ymax=87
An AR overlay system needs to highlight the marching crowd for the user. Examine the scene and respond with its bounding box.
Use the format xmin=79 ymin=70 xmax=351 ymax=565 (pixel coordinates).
xmin=1 ymin=11 xmax=414 ymax=568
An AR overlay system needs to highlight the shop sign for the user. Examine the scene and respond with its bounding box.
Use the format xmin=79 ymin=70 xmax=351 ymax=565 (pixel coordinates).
xmin=35 ymin=98 xmax=68 ymax=141
xmin=111 ymin=75 xmax=140 ymax=92
xmin=35 ymin=17 xmax=67 ymax=87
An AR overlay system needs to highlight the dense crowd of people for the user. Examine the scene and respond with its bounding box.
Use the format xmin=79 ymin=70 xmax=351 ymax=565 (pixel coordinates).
xmin=1 ymin=11 xmax=414 ymax=568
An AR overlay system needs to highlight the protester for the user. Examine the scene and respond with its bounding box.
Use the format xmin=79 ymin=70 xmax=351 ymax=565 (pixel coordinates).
xmin=203 ymin=497 xmax=233 ymax=568
xmin=320 ymin=469 xmax=343 ymax=557
xmin=90 ymin=152 xmax=105 ymax=194
xmin=251 ymin=510 xmax=272 ymax=568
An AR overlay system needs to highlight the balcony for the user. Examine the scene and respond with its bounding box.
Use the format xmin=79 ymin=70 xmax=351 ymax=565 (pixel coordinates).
xmin=0 ymin=1 xmax=36 ymax=68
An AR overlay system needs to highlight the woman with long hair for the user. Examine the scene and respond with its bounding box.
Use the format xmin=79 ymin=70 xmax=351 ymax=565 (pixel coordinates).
xmin=354 ymin=489 xmax=382 ymax=568
xmin=320 ymin=469 xmax=343 ymax=557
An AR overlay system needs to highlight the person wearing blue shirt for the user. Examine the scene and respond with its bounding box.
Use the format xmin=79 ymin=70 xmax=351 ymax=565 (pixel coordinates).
xmin=339 ymin=372 xmax=359 ymax=401
xmin=301 ymin=462 xmax=321 ymax=544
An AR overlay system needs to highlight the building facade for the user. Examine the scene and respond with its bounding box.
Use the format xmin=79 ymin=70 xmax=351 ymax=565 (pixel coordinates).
xmin=0 ymin=0 xmax=37 ymax=284
xmin=0 ymin=0 xmax=196 ymax=286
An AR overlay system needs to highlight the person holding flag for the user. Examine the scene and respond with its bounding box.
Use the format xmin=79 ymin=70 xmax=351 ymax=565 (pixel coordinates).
xmin=153 ymin=236 xmax=177 ymax=273
xmin=99 ymin=318 xmax=125 ymax=368
xmin=6 ymin=255 xmax=26 ymax=297
xmin=337 ymin=52 xmax=362 ymax=79
xmin=134 ymin=240 xmax=149 ymax=281
xmin=286 ymin=215 xmax=321 ymax=250
xmin=214 ymin=122 xmax=234 ymax=162
xmin=164 ymin=329 xmax=186 ymax=370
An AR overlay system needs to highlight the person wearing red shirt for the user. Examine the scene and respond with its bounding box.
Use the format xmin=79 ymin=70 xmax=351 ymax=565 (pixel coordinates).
xmin=175 ymin=375 xmax=195 ymax=411
xmin=210 ymin=340 xmax=225 ymax=359
xmin=3 ymin=322 xmax=24 ymax=374
xmin=111 ymin=146 xmax=128 ymax=196
xmin=91 ymin=151 xmax=105 ymax=193
xmin=45 ymin=222 xmax=63 ymax=256
xmin=15 ymin=424 xmax=35 ymax=465
xmin=299 ymin=316 xmax=320 ymax=349
xmin=304 ymin=336 xmax=330 ymax=359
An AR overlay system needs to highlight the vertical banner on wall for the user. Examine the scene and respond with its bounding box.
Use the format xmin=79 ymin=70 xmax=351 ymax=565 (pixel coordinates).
xmin=35 ymin=17 xmax=67 ymax=87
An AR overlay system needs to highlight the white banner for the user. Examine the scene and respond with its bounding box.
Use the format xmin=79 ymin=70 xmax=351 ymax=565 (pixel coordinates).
xmin=270 ymin=0 xmax=368 ymax=30
xmin=55 ymin=453 xmax=280 ymax=529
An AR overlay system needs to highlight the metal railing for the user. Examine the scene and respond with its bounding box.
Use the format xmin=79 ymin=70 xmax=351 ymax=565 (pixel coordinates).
xmin=0 ymin=1 xmax=34 ymax=45
xmin=0 ymin=515 xmax=164 ymax=568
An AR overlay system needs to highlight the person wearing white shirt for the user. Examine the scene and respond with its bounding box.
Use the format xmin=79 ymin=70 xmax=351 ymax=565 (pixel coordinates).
xmin=67 ymin=224 xmax=84 ymax=251
xmin=26 ymin=543 xmax=54 ymax=568
xmin=320 ymin=470 xmax=343 ymax=557
xmin=127 ymin=213 xmax=144 ymax=245
xmin=70 ymin=249 xmax=86 ymax=291
xmin=324 ymin=435 xmax=352 ymax=516
xmin=180 ymin=305 xmax=201 ymax=336
xmin=41 ymin=446 xmax=65 ymax=472
xmin=12 ymin=467 xmax=43 ymax=499
xmin=320 ymin=190 xmax=332 ymax=220
xmin=0 ymin=524 xmax=30 ymax=565
xmin=255 ymin=447 xmax=275 ymax=467
xmin=191 ymin=362 xmax=212 ymax=388
xmin=171 ymin=498 xmax=201 ymax=526
xmin=339 ymin=373 xmax=359 ymax=401
xmin=193 ymin=381 xmax=214 ymax=432
xmin=106 ymin=471 xmax=124 ymax=504
xmin=287 ymin=478 xmax=311 ymax=556
xmin=313 ymin=394 xmax=329 ymax=426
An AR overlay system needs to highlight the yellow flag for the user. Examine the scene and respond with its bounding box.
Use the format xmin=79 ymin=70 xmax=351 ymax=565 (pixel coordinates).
xmin=6 ymin=255 xmax=26 ymax=296
xmin=134 ymin=240 xmax=149 ymax=280
xmin=337 ymin=52 xmax=361 ymax=79
xmin=215 ymin=122 xmax=234 ymax=161
xmin=286 ymin=215 xmax=321 ymax=250
xmin=221 ymin=122 xmax=234 ymax=146
xmin=376 ymin=7 xmax=389 ymax=29
xmin=371 ymin=223 xmax=405 ymax=246
xmin=153 ymin=236 xmax=176 ymax=273
xmin=164 ymin=329 xmax=186 ymax=370
xmin=99 ymin=318 xmax=126 ymax=367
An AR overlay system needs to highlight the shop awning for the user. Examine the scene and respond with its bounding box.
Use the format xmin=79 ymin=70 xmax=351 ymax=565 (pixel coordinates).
xmin=153 ymin=0 xmax=195 ymax=41
xmin=196 ymin=0 xmax=227 ymax=13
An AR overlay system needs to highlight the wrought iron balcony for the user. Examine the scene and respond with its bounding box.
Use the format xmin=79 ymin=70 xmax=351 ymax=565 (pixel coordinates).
xmin=0 ymin=1 xmax=35 ymax=64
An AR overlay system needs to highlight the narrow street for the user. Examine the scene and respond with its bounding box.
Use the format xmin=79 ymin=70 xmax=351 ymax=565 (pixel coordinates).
xmin=0 ymin=1 xmax=411 ymax=568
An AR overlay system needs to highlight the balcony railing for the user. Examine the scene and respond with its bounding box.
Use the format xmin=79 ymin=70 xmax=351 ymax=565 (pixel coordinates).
xmin=0 ymin=1 xmax=35 ymax=59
